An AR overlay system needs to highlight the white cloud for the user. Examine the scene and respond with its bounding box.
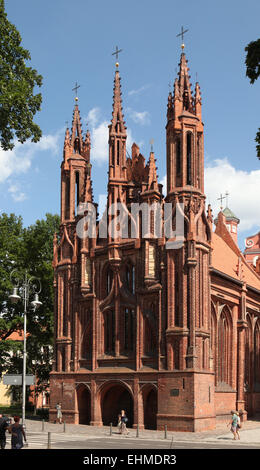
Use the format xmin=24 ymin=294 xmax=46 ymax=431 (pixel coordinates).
xmin=86 ymin=107 xmax=139 ymax=164
xmin=8 ymin=184 xmax=27 ymax=202
xmin=127 ymin=108 xmax=151 ymax=126
xmin=205 ymin=158 xmax=260 ymax=232
xmin=160 ymin=175 xmax=167 ymax=194
xmin=0 ymin=131 xmax=61 ymax=184
xmin=159 ymin=158 xmax=260 ymax=233
xmin=128 ymin=84 xmax=151 ymax=96
xmin=87 ymin=107 xmax=100 ymax=128
xmin=91 ymin=120 xmax=110 ymax=163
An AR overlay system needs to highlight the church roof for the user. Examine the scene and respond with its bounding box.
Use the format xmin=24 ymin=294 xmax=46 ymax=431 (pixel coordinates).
xmin=222 ymin=207 xmax=240 ymax=223
xmin=211 ymin=231 xmax=260 ymax=290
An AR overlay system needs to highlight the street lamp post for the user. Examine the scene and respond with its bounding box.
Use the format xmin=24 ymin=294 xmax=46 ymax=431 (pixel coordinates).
xmin=9 ymin=270 xmax=42 ymax=429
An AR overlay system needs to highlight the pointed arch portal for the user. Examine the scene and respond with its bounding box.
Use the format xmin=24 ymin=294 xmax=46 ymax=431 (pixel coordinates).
xmin=100 ymin=382 xmax=133 ymax=427
xmin=76 ymin=384 xmax=91 ymax=425
xmin=141 ymin=384 xmax=158 ymax=429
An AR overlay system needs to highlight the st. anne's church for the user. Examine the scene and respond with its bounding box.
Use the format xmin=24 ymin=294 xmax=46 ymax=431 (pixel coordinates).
xmin=49 ymin=45 xmax=260 ymax=431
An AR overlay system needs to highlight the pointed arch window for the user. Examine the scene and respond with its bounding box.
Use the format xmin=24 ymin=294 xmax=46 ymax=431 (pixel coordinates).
xmin=217 ymin=307 xmax=232 ymax=386
xmin=143 ymin=304 xmax=156 ymax=357
xmin=117 ymin=140 xmax=120 ymax=166
xmin=176 ymin=137 xmax=181 ymax=177
xmin=75 ymin=171 xmax=80 ymax=216
xmin=174 ymin=252 xmax=180 ymax=326
xmin=65 ymin=176 xmax=70 ymax=219
xmin=111 ymin=141 xmax=115 ymax=166
xmin=186 ymin=132 xmax=192 ymax=185
xmin=210 ymin=304 xmax=217 ymax=382
xmin=126 ymin=264 xmax=135 ymax=294
xmin=124 ymin=308 xmax=135 ymax=353
xmin=62 ymin=272 xmax=67 ymax=337
xmin=196 ymin=134 xmax=201 ymax=188
xmin=104 ymin=309 xmax=115 ymax=355
xmin=254 ymin=321 xmax=260 ymax=390
xmin=245 ymin=315 xmax=252 ymax=390
xmin=80 ymin=312 xmax=92 ymax=359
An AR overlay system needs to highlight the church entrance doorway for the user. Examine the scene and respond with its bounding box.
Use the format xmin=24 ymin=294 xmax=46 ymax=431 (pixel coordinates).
xmin=101 ymin=382 xmax=133 ymax=427
xmin=76 ymin=384 xmax=91 ymax=424
xmin=142 ymin=385 xmax=157 ymax=429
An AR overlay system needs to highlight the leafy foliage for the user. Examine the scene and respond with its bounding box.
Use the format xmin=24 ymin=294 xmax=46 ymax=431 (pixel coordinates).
xmin=0 ymin=0 xmax=42 ymax=150
xmin=245 ymin=39 xmax=260 ymax=159
xmin=0 ymin=212 xmax=60 ymax=396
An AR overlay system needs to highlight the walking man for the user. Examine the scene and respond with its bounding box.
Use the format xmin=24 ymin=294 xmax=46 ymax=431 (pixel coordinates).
xmin=0 ymin=414 xmax=9 ymax=449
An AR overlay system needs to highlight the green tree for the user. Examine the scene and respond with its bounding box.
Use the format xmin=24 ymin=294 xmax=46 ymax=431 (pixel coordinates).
xmin=245 ymin=38 xmax=260 ymax=158
xmin=0 ymin=213 xmax=25 ymax=375
xmin=0 ymin=0 xmax=42 ymax=151
xmin=22 ymin=213 xmax=60 ymax=395
xmin=0 ymin=212 xmax=60 ymax=400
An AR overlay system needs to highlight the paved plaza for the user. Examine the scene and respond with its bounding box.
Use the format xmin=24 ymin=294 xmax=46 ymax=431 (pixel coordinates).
xmin=2 ymin=417 xmax=260 ymax=449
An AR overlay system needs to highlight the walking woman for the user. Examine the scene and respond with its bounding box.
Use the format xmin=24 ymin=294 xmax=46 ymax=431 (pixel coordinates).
xmin=8 ymin=416 xmax=27 ymax=449
xmin=227 ymin=411 xmax=239 ymax=440
xmin=119 ymin=410 xmax=129 ymax=435
xmin=236 ymin=411 xmax=241 ymax=440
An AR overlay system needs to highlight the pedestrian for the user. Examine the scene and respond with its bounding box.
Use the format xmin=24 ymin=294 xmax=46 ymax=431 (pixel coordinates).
xmin=227 ymin=410 xmax=239 ymax=440
xmin=56 ymin=402 xmax=62 ymax=424
xmin=0 ymin=414 xmax=10 ymax=450
xmin=236 ymin=411 xmax=241 ymax=440
xmin=8 ymin=416 xmax=27 ymax=449
xmin=117 ymin=413 xmax=122 ymax=434
xmin=119 ymin=410 xmax=129 ymax=435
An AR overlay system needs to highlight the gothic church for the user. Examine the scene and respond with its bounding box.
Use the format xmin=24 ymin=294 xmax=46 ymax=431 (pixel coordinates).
xmin=49 ymin=49 xmax=260 ymax=431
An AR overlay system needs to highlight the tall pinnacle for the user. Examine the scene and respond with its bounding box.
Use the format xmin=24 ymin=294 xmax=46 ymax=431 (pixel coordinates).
xmin=71 ymin=104 xmax=84 ymax=153
xmin=110 ymin=68 xmax=126 ymax=136
xmin=178 ymin=53 xmax=193 ymax=113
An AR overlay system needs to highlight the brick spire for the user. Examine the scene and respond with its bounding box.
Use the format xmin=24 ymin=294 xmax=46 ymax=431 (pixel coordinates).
xmin=71 ymin=104 xmax=84 ymax=154
xmin=83 ymin=129 xmax=91 ymax=163
xmin=195 ymin=81 xmax=202 ymax=120
xmin=177 ymin=52 xmax=194 ymax=113
xmin=147 ymin=150 xmax=159 ymax=191
xmin=166 ymin=50 xmax=204 ymax=195
xmin=108 ymin=67 xmax=127 ymax=182
xmin=110 ymin=68 xmax=126 ymax=136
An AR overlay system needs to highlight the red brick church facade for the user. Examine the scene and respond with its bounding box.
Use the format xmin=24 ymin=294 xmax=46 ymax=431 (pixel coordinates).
xmin=49 ymin=51 xmax=260 ymax=431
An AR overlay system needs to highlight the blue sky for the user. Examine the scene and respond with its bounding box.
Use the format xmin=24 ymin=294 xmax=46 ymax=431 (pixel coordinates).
xmin=1 ymin=0 xmax=260 ymax=250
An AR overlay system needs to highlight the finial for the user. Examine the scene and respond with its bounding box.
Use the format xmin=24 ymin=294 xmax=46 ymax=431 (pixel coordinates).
xmin=150 ymin=138 xmax=154 ymax=152
xmin=112 ymin=45 xmax=123 ymax=68
xmin=177 ymin=26 xmax=189 ymax=51
xmin=72 ymin=82 xmax=80 ymax=102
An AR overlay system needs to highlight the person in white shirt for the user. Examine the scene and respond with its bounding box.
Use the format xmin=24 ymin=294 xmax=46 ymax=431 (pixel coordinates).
xmin=236 ymin=411 xmax=241 ymax=440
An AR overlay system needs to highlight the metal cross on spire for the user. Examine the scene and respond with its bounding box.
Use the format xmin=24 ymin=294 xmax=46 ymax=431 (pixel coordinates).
xmin=112 ymin=45 xmax=123 ymax=67
xmin=72 ymin=82 xmax=80 ymax=102
xmin=150 ymin=139 xmax=154 ymax=152
xmin=176 ymin=26 xmax=189 ymax=50
xmin=218 ymin=191 xmax=229 ymax=210
xmin=217 ymin=193 xmax=225 ymax=210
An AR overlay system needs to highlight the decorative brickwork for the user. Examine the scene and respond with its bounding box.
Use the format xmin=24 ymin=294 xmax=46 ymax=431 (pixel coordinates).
xmin=50 ymin=52 xmax=260 ymax=431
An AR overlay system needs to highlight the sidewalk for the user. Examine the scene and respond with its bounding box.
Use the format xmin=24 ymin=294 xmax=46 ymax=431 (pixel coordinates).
xmin=21 ymin=417 xmax=260 ymax=445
